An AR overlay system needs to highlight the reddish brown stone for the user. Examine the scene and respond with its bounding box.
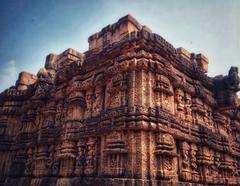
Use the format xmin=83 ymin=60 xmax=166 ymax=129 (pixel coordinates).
xmin=0 ymin=14 xmax=240 ymax=186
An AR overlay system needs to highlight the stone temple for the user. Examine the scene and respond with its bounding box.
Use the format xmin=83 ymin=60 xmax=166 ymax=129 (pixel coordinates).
xmin=0 ymin=15 xmax=240 ymax=186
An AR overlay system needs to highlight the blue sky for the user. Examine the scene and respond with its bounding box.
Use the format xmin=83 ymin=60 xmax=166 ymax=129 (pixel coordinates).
xmin=0 ymin=0 xmax=239 ymax=92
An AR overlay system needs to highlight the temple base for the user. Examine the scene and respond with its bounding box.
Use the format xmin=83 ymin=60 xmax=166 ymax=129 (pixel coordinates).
xmin=3 ymin=177 xmax=220 ymax=186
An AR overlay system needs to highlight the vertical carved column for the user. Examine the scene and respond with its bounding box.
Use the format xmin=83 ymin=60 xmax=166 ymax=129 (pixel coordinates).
xmin=10 ymin=149 xmax=28 ymax=178
xmin=218 ymin=154 xmax=237 ymax=185
xmin=197 ymin=146 xmax=213 ymax=184
xmin=65 ymin=87 xmax=85 ymax=122
xmin=52 ymin=144 xmax=61 ymax=176
xmin=128 ymin=59 xmax=137 ymax=108
xmin=136 ymin=67 xmax=144 ymax=107
xmin=211 ymin=151 xmax=221 ymax=184
xmin=192 ymin=98 xmax=206 ymax=125
xmin=57 ymin=141 xmax=76 ymax=177
xmin=203 ymin=104 xmax=214 ymax=131
xmin=148 ymin=71 xmax=155 ymax=108
xmin=32 ymin=145 xmax=51 ymax=178
xmin=154 ymin=75 xmax=174 ymax=113
xmin=103 ymin=131 xmax=128 ymax=177
xmin=154 ymin=133 xmax=177 ymax=181
xmin=84 ymin=138 xmax=97 ymax=176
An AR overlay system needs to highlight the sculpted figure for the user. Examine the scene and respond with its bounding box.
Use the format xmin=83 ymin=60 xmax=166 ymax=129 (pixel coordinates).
xmin=228 ymin=67 xmax=240 ymax=91
xmin=75 ymin=142 xmax=87 ymax=176
xmin=175 ymin=89 xmax=184 ymax=110
xmin=25 ymin=149 xmax=33 ymax=176
xmin=85 ymin=139 xmax=96 ymax=175
xmin=190 ymin=144 xmax=198 ymax=171
xmin=55 ymin=103 xmax=63 ymax=125
xmin=213 ymin=66 xmax=240 ymax=107
xmin=93 ymin=86 xmax=103 ymax=114
xmin=175 ymin=89 xmax=185 ymax=119
xmin=34 ymin=67 xmax=55 ymax=99
xmin=185 ymin=94 xmax=192 ymax=122
xmin=180 ymin=141 xmax=192 ymax=181
xmin=85 ymin=90 xmax=94 ymax=118
xmin=181 ymin=142 xmax=190 ymax=169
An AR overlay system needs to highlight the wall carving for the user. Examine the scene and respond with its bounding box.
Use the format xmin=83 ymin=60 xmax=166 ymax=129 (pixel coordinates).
xmin=0 ymin=15 xmax=240 ymax=186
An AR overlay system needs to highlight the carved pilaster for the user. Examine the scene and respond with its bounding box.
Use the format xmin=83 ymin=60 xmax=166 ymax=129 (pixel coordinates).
xmin=84 ymin=138 xmax=97 ymax=176
xmin=32 ymin=145 xmax=52 ymax=177
xmin=197 ymin=146 xmax=213 ymax=183
xmin=154 ymin=75 xmax=174 ymax=113
xmin=103 ymin=131 xmax=128 ymax=177
xmin=154 ymin=133 xmax=177 ymax=181
xmin=57 ymin=141 xmax=76 ymax=177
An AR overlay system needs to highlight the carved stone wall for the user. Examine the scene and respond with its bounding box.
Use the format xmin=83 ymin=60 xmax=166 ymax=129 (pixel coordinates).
xmin=0 ymin=14 xmax=240 ymax=186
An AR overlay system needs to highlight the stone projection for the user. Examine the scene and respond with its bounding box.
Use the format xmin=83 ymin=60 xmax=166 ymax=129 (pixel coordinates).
xmin=0 ymin=15 xmax=240 ymax=186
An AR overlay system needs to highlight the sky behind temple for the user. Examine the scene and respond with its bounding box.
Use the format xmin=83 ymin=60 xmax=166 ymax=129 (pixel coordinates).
xmin=0 ymin=0 xmax=239 ymax=92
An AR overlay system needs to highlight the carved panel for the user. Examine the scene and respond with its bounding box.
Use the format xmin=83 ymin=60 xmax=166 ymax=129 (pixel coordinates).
xmin=92 ymin=86 xmax=103 ymax=116
xmin=103 ymin=131 xmax=128 ymax=177
xmin=197 ymin=146 xmax=213 ymax=183
xmin=84 ymin=89 xmax=94 ymax=119
xmin=190 ymin=144 xmax=200 ymax=182
xmin=75 ymin=140 xmax=87 ymax=176
xmin=154 ymin=74 xmax=174 ymax=113
xmin=84 ymin=138 xmax=97 ymax=176
xmin=185 ymin=93 xmax=192 ymax=122
xmin=154 ymin=133 xmax=177 ymax=180
xmin=179 ymin=141 xmax=191 ymax=181
xmin=57 ymin=141 xmax=76 ymax=177
xmin=106 ymin=73 xmax=127 ymax=109
xmin=175 ymin=89 xmax=185 ymax=119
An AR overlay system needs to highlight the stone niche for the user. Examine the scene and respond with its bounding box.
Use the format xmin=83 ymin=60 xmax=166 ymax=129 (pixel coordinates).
xmin=106 ymin=73 xmax=127 ymax=109
xmin=102 ymin=131 xmax=128 ymax=177
xmin=56 ymin=141 xmax=77 ymax=177
xmin=154 ymin=133 xmax=177 ymax=181
xmin=65 ymin=86 xmax=85 ymax=122
xmin=154 ymin=74 xmax=174 ymax=113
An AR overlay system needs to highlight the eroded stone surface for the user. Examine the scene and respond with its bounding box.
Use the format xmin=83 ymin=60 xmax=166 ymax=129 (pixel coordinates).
xmin=0 ymin=14 xmax=240 ymax=186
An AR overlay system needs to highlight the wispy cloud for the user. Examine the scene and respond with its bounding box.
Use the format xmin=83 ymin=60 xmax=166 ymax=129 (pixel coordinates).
xmin=0 ymin=60 xmax=18 ymax=92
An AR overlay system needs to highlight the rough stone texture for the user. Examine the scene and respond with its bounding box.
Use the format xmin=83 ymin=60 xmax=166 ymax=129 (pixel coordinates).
xmin=0 ymin=15 xmax=240 ymax=186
